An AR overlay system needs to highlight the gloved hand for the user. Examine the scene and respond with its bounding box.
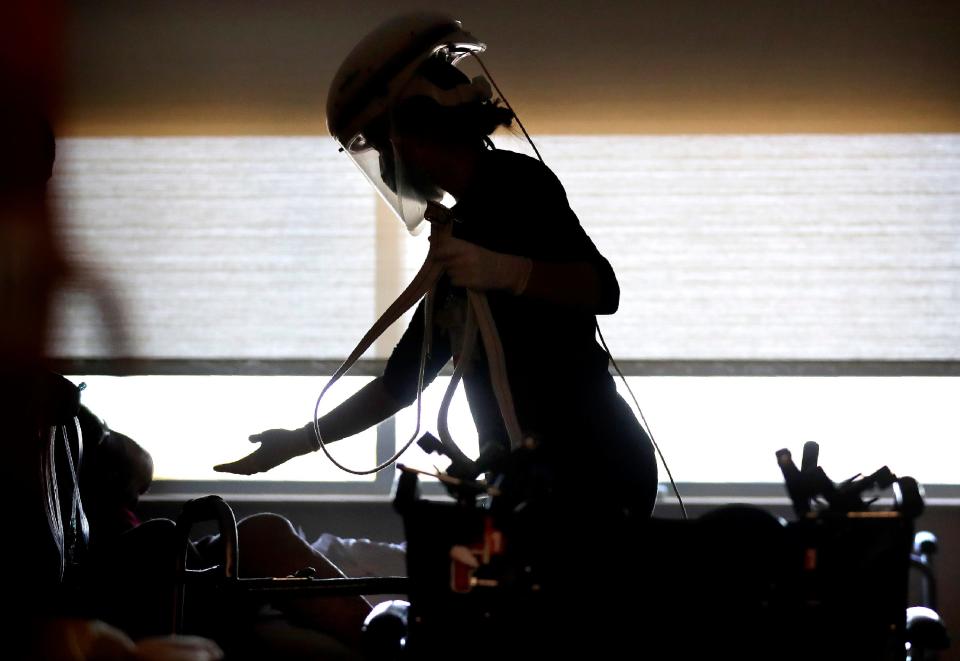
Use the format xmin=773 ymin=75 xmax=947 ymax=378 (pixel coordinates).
xmin=213 ymin=426 xmax=314 ymax=475
xmin=430 ymin=233 xmax=533 ymax=294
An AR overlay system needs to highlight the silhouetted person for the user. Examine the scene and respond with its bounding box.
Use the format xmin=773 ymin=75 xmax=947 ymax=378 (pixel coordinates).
xmin=217 ymin=54 xmax=657 ymax=524
xmin=214 ymin=31 xmax=660 ymax=652
xmin=76 ymin=406 xmax=153 ymax=548
xmin=208 ymin=14 xmax=659 ymax=654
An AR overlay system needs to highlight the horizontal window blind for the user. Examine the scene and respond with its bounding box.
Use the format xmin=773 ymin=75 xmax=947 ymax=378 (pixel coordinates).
xmin=498 ymin=134 xmax=960 ymax=360
xmin=50 ymin=137 xmax=375 ymax=360
xmin=52 ymin=134 xmax=960 ymax=363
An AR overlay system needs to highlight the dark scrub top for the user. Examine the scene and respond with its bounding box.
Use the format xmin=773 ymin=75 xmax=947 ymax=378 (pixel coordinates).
xmin=383 ymin=148 xmax=657 ymax=517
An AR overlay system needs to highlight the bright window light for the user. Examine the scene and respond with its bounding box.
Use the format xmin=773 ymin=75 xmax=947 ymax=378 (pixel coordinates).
xmin=72 ymin=375 xmax=377 ymax=482
xmin=613 ymin=376 xmax=960 ymax=485
xmin=70 ymin=374 xmax=959 ymax=487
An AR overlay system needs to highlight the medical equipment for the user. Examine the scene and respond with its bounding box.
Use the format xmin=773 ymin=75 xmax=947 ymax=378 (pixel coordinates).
xmin=776 ymin=440 xmax=925 ymax=519
xmin=358 ymin=445 xmax=943 ymax=660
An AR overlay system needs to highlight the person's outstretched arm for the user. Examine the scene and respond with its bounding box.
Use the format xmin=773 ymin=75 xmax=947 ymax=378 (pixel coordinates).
xmin=214 ymin=377 xmax=404 ymax=475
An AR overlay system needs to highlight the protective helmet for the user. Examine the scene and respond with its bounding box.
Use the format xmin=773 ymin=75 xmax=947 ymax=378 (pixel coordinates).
xmin=326 ymin=13 xmax=493 ymax=233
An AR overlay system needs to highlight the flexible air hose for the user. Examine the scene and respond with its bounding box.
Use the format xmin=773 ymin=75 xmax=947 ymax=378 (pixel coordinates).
xmin=312 ymin=219 xmax=521 ymax=475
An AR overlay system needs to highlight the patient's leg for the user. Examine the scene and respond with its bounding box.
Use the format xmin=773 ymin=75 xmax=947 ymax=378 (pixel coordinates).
xmin=234 ymin=513 xmax=371 ymax=647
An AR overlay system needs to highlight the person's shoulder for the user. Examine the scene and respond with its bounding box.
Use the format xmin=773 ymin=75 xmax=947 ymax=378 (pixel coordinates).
xmin=486 ymin=148 xmax=565 ymax=194
xmin=488 ymin=148 xmax=555 ymax=177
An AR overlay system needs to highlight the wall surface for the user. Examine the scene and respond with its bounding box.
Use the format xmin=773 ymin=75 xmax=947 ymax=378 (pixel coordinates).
xmin=64 ymin=0 xmax=960 ymax=135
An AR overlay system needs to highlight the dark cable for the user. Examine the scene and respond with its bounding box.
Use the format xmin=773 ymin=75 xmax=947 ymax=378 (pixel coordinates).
xmin=473 ymin=54 xmax=544 ymax=164
xmin=596 ymin=321 xmax=688 ymax=520
xmin=476 ymin=47 xmax=687 ymax=518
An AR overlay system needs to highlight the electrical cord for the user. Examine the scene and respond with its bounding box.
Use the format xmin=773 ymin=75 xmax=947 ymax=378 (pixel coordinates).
xmin=595 ymin=322 xmax=688 ymax=520
xmin=474 ymin=54 xmax=543 ymax=163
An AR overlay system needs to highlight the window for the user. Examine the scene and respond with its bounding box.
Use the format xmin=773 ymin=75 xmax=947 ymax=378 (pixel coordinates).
xmin=72 ymin=375 xmax=379 ymax=484
xmin=52 ymin=134 xmax=960 ymax=492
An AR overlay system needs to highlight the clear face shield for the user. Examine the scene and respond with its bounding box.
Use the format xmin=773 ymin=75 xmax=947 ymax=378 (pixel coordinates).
xmin=339 ymin=48 xmax=490 ymax=233
xmin=342 ymin=120 xmax=441 ymax=235
xmin=328 ymin=14 xmax=536 ymax=233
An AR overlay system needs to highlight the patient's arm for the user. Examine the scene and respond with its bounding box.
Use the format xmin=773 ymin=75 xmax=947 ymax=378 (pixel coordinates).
xmin=234 ymin=513 xmax=372 ymax=649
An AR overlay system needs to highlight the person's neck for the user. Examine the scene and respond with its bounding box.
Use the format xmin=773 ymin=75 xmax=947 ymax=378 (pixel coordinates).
xmin=431 ymin=143 xmax=485 ymax=200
